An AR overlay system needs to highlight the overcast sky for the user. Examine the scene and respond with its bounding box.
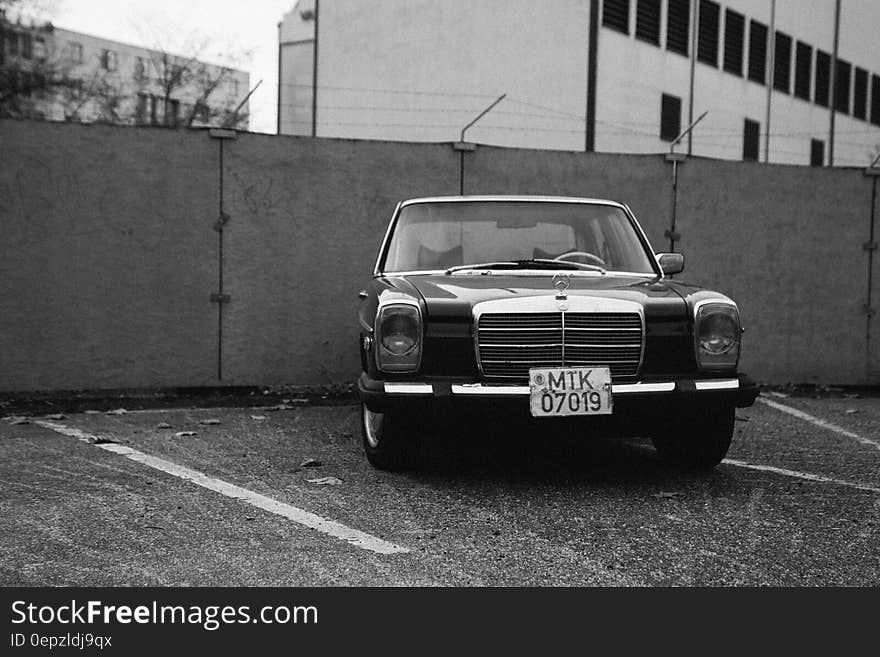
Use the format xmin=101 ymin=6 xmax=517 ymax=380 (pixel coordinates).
xmin=45 ymin=0 xmax=295 ymax=133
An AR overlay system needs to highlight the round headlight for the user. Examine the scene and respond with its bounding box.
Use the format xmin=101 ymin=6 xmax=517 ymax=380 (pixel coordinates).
xmin=698 ymin=312 xmax=738 ymax=354
xmin=379 ymin=309 xmax=419 ymax=355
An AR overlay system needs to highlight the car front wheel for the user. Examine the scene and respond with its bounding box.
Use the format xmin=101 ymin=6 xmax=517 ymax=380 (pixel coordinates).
xmin=650 ymin=401 xmax=735 ymax=470
xmin=361 ymin=404 xmax=420 ymax=471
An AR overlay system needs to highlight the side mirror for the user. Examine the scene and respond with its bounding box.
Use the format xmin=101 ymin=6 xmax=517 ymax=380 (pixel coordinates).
xmin=656 ymin=252 xmax=685 ymax=275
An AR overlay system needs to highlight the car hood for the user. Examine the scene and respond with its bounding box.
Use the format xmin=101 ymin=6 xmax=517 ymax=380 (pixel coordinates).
xmin=395 ymin=273 xmax=691 ymax=320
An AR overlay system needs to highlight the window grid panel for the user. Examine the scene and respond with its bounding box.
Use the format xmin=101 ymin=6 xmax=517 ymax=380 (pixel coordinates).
xmin=666 ymin=0 xmax=690 ymax=56
xmin=794 ymin=41 xmax=812 ymax=101
xmin=834 ymin=59 xmax=851 ymax=114
xmin=810 ymin=139 xmax=825 ymax=167
xmin=815 ymin=50 xmax=831 ymax=107
xmin=870 ymin=74 xmax=880 ymax=126
xmin=743 ymin=119 xmax=760 ymax=161
xmin=635 ymin=0 xmax=661 ymax=45
xmin=602 ymin=0 xmax=630 ymax=34
xmin=660 ymin=93 xmax=682 ymax=142
xmin=773 ymin=31 xmax=792 ymax=93
xmin=853 ymin=68 xmax=868 ymax=121
xmin=748 ymin=20 xmax=768 ymax=85
xmin=698 ymin=0 xmax=720 ymax=67
xmin=723 ymin=9 xmax=745 ymax=76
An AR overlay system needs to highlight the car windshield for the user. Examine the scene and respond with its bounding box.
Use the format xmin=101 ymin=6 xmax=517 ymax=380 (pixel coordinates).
xmin=381 ymin=201 xmax=657 ymax=274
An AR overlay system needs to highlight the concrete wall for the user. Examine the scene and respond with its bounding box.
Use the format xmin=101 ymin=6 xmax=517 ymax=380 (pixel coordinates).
xmin=676 ymin=158 xmax=874 ymax=383
xmin=0 ymin=118 xmax=876 ymax=391
xmin=221 ymin=133 xmax=458 ymax=386
xmin=0 ymin=121 xmax=218 ymax=390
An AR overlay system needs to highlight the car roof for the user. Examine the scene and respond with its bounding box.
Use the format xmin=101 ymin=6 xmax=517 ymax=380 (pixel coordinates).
xmin=400 ymin=195 xmax=627 ymax=209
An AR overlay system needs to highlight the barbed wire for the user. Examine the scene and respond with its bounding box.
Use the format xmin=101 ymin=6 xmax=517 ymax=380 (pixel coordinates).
xmin=279 ymin=103 xmax=880 ymax=138
xmin=280 ymin=117 xmax=876 ymax=161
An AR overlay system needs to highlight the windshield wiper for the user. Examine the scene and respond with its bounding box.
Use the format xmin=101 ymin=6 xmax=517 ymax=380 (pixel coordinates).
xmin=445 ymin=259 xmax=606 ymax=275
xmin=445 ymin=261 xmax=519 ymax=274
xmin=515 ymin=259 xmax=606 ymax=274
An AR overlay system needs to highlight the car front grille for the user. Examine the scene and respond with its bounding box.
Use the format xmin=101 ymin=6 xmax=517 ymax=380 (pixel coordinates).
xmin=476 ymin=312 xmax=643 ymax=382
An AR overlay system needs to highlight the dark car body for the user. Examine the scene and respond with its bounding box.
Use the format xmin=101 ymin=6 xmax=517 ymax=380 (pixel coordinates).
xmin=357 ymin=196 xmax=758 ymax=470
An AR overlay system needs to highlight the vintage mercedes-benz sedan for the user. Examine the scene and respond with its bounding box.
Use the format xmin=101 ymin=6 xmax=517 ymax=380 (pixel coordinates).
xmin=357 ymin=196 xmax=758 ymax=470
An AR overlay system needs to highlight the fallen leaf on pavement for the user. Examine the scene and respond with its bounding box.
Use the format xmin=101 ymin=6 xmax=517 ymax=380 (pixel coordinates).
xmin=106 ymin=408 xmax=128 ymax=415
xmin=307 ymin=476 xmax=343 ymax=486
xmin=174 ymin=431 xmax=197 ymax=437
xmin=250 ymin=415 xmax=267 ymax=421
xmin=156 ymin=422 xmax=172 ymax=429
xmin=199 ymin=418 xmax=221 ymax=425
xmin=45 ymin=414 xmax=66 ymax=420
xmin=300 ymin=458 xmax=323 ymax=468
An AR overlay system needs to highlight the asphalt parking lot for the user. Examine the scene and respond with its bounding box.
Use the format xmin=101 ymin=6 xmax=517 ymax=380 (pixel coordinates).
xmin=1 ymin=393 xmax=878 ymax=586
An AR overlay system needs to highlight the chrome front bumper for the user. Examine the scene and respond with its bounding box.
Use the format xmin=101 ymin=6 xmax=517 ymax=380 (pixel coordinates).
xmin=360 ymin=373 xmax=758 ymax=414
xmin=382 ymin=379 xmax=739 ymax=396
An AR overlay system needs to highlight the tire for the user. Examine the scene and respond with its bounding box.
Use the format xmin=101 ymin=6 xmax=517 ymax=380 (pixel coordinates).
xmin=361 ymin=403 xmax=420 ymax=471
xmin=651 ymin=402 xmax=735 ymax=470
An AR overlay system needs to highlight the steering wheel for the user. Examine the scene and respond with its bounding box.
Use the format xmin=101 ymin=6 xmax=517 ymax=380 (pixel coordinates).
xmin=553 ymin=250 xmax=607 ymax=267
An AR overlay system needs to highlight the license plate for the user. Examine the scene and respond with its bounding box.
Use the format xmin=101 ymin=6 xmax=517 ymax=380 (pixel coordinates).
xmin=529 ymin=367 xmax=613 ymax=417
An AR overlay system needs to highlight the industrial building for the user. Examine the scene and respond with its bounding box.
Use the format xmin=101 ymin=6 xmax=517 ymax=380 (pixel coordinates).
xmin=278 ymin=0 xmax=880 ymax=166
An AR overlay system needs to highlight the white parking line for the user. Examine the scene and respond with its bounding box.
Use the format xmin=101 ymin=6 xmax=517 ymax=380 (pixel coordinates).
xmin=757 ymin=397 xmax=880 ymax=454
xmin=34 ymin=420 xmax=410 ymax=556
xmin=626 ymin=441 xmax=880 ymax=494
xmin=722 ymin=458 xmax=880 ymax=494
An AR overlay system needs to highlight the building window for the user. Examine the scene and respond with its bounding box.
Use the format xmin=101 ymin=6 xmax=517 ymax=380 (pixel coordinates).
xmin=773 ymin=32 xmax=792 ymax=93
xmin=748 ymin=20 xmax=768 ymax=84
xmin=635 ymin=0 xmax=660 ymax=45
xmin=810 ymin=139 xmax=825 ymax=167
xmin=69 ymin=42 xmax=83 ymax=64
xmin=815 ymin=51 xmax=830 ymax=107
xmin=602 ymin=0 xmax=630 ymax=35
xmin=697 ymin=0 xmax=720 ymax=67
xmin=165 ymin=98 xmax=180 ymax=126
xmin=871 ymin=74 xmax=880 ymax=127
xmin=195 ymin=102 xmax=211 ymax=123
xmin=19 ymin=71 xmax=31 ymax=97
xmin=660 ymin=93 xmax=682 ymax=142
xmin=101 ymin=49 xmax=118 ymax=71
xmin=134 ymin=56 xmax=145 ymax=80
xmin=150 ymin=95 xmax=160 ymax=125
xmin=743 ymin=119 xmax=760 ymax=161
xmin=666 ymin=0 xmax=689 ymax=56
xmin=723 ymin=9 xmax=745 ymax=76
xmin=8 ymin=32 xmax=19 ymax=56
xmin=794 ymin=42 xmax=812 ymax=101
xmin=32 ymin=72 xmax=46 ymax=96
xmin=34 ymin=36 xmax=46 ymax=60
xmin=21 ymin=33 xmax=32 ymax=59
xmin=853 ymin=68 xmax=868 ymax=121
xmin=834 ymin=59 xmax=851 ymax=114
xmin=136 ymin=93 xmax=148 ymax=124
